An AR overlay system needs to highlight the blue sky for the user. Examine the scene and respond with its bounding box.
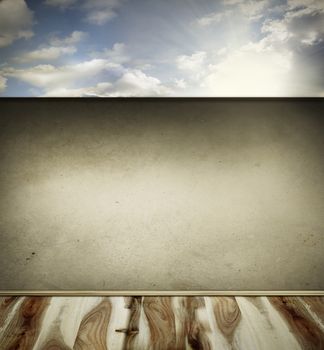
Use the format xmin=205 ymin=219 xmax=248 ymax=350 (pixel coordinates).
xmin=0 ymin=0 xmax=324 ymax=96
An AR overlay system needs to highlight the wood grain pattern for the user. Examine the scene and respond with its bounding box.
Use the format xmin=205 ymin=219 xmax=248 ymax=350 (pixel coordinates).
xmin=185 ymin=297 xmax=211 ymax=350
xmin=0 ymin=297 xmax=21 ymax=330
xmin=0 ymin=297 xmax=49 ymax=350
xmin=143 ymin=297 xmax=176 ymax=350
xmin=270 ymin=297 xmax=324 ymax=350
xmin=0 ymin=296 xmax=323 ymax=349
xmin=211 ymin=296 xmax=241 ymax=344
xmin=74 ymin=298 xmax=111 ymax=350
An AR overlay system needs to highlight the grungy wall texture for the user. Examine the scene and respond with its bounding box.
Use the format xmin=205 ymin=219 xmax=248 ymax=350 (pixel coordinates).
xmin=0 ymin=98 xmax=323 ymax=291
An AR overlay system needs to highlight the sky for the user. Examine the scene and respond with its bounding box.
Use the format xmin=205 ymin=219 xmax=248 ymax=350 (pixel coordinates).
xmin=0 ymin=0 xmax=323 ymax=97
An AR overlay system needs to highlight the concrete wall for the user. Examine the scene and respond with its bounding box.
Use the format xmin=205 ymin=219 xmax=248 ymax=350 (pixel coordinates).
xmin=0 ymin=98 xmax=323 ymax=291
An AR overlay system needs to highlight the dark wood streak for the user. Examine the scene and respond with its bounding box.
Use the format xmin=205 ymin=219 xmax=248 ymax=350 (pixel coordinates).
xmin=185 ymin=297 xmax=211 ymax=350
xmin=212 ymin=296 xmax=241 ymax=344
xmin=270 ymin=297 xmax=324 ymax=350
xmin=302 ymin=296 xmax=324 ymax=322
xmin=0 ymin=296 xmax=50 ymax=350
xmin=74 ymin=298 xmax=111 ymax=350
xmin=143 ymin=296 xmax=177 ymax=350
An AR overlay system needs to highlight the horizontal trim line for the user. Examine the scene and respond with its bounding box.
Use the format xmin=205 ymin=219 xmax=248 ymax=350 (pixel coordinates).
xmin=0 ymin=97 xmax=323 ymax=101
xmin=0 ymin=291 xmax=324 ymax=296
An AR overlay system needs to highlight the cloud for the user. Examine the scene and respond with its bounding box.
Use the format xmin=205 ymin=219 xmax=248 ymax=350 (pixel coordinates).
xmin=106 ymin=69 xmax=171 ymax=96
xmin=196 ymin=0 xmax=270 ymax=27
xmin=202 ymin=43 xmax=292 ymax=96
xmin=174 ymin=78 xmax=187 ymax=89
xmin=92 ymin=42 xmax=129 ymax=64
xmin=262 ymin=1 xmax=324 ymax=46
xmin=15 ymin=46 xmax=77 ymax=63
xmin=4 ymin=59 xmax=120 ymax=89
xmin=234 ymin=0 xmax=269 ymax=20
xmin=176 ymin=51 xmax=207 ymax=71
xmin=186 ymin=0 xmax=324 ymax=96
xmin=14 ymin=31 xmax=87 ymax=63
xmin=223 ymin=0 xmax=243 ymax=4
xmin=82 ymin=0 xmax=125 ymax=25
xmin=44 ymin=0 xmax=78 ymax=9
xmin=45 ymin=0 xmax=125 ymax=25
xmin=288 ymin=0 xmax=324 ymax=11
xmin=0 ymin=76 xmax=7 ymax=93
xmin=41 ymin=69 xmax=171 ymax=97
xmin=49 ymin=30 xmax=87 ymax=46
xmin=262 ymin=19 xmax=292 ymax=43
xmin=0 ymin=0 xmax=34 ymax=47
xmin=84 ymin=10 xmax=115 ymax=25
xmin=2 ymin=38 xmax=170 ymax=96
xmin=196 ymin=11 xmax=230 ymax=26
xmin=42 ymin=82 xmax=112 ymax=97
xmin=177 ymin=9 xmax=324 ymax=96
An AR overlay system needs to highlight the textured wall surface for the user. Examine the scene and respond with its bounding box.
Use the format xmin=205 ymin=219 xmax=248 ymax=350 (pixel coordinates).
xmin=0 ymin=98 xmax=323 ymax=291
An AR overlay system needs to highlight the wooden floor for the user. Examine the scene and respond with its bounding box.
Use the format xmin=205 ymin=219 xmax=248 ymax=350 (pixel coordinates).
xmin=0 ymin=296 xmax=324 ymax=349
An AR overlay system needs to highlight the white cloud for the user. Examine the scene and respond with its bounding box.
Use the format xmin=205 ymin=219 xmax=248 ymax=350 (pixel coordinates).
xmin=15 ymin=47 xmax=77 ymax=63
xmin=107 ymin=69 xmax=171 ymax=96
xmin=4 ymin=59 xmax=120 ymax=89
xmin=223 ymin=0 xmax=242 ymax=4
xmin=0 ymin=76 xmax=7 ymax=93
xmin=217 ymin=47 xmax=228 ymax=56
xmin=45 ymin=0 xmax=125 ymax=25
xmin=49 ymin=31 xmax=87 ymax=46
xmin=2 ymin=45 xmax=170 ymax=96
xmin=174 ymin=78 xmax=187 ymax=89
xmin=174 ymin=35 xmax=295 ymax=96
xmin=202 ymin=43 xmax=292 ymax=96
xmin=196 ymin=11 xmax=230 ymax=26
xmin=84 ymin=10 xmax=115 ymax=25
xmin=237 ymin=0 xmax=269 ymax=20
xmin=197 ymin=0 xmax=270 ymax=27
xmin=262 ymin=19 xmax=292 ymax=43
xmin=44 ymin=0 xmax=126 ymax=26
xmin=262 ymin=1 xmax=324 ymax=46
xmin=192 ymin=0 xmax=324 ymax=96
xmin=83 ymin=0 xmax=125 ymax=25
xmin=176 ymin=51 xmax=207 ymax=71
xmin=92 ymin=42 xmax=129 ymax=64
xmin=44 ymin=0 xmax=77 ymax=9
xmin=41 ymin=70 xmax=171 ymax=97
xmin=42 ymin=82 xmax=112 ymax=97
xmin=0 ymin=0 xmax=34 ymax=47
xmin=222 ymin=0 xmax=270 ymax=20
xmin=14 ymin=31 xmax=87 ymax=63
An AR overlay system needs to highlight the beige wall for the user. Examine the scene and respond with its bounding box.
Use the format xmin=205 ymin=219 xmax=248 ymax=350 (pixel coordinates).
xmin=0 ymin=98 xmax=323 ymax=291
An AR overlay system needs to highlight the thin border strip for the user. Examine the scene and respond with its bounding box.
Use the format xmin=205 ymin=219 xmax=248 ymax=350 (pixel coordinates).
xmin=0 ymin=97 xmax=323 ymax=100
xmin=1 ymin=291 xmax=324 ymax=296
